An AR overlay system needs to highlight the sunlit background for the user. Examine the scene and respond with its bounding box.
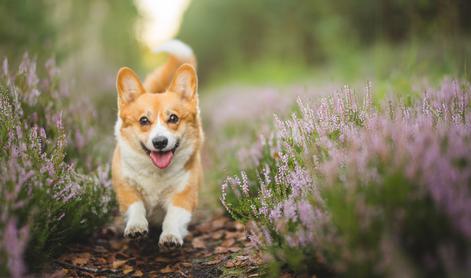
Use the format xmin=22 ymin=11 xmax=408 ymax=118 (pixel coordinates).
xmin=2 ymin=0 xmax=470 ymax=89
xmin=135 ymin=0 xmax=189 ymax=48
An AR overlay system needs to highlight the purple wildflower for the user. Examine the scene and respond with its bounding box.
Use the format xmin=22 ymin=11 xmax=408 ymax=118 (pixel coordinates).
xmin=240 ymin=171 xmax=250 ymax=195
xmin=3 ymin=219 xmax=29 ymax=278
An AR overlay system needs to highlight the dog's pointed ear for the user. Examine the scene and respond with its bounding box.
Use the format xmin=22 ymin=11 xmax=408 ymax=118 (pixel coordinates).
xmin=116 ymin=67 xmax=145 ymax=106
xmin=168 ymin=64 xmax=197 ymax=100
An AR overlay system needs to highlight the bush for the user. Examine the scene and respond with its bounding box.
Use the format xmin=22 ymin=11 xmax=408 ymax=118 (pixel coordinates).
xmin=0 ymin=55 xmax=114 ymax=277
xmin=222 ymin=80 xmax=471 ymax=276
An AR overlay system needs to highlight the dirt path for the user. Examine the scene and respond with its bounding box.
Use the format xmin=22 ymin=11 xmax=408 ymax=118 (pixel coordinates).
xmin=44 ymin=215 xmax=262 ymax=277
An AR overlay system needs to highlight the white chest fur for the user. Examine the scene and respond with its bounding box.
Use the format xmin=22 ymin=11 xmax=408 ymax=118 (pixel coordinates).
xmin=115 ymin=120 xmax=193 ymax=222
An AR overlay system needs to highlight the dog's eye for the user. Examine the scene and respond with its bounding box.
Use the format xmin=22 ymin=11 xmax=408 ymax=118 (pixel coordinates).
xmin=168 ymin=114 xmax=179 ymax=124
xmin=139 ymin=116 xmax=151 ymax=125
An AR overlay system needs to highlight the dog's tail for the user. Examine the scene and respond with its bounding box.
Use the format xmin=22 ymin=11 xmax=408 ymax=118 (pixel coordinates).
xmin=143 ymin=39 xmax=196 ymax=93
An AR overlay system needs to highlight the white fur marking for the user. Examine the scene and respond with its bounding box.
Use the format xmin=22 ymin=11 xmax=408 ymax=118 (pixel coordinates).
xmin=159 ymin=205 xmax=192 ymax=245
xmin=124 ymin=201 xmax=148 ymax=236
xmin=154 ymin=39 xmax=194 ymax=62
xmin=146 ymin=117 xmax=178 ymax=152
xmin=114 ymin=118 xmax=123 ymax=139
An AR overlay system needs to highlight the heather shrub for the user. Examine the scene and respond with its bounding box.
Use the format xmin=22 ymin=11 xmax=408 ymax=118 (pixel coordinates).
xmin=222 ymin=80 xmax=471 ymax=276
xmin=0 ymin=55 xmax=114 ymax=276
xmin=202 ymin=84 xmax=338 ymax=188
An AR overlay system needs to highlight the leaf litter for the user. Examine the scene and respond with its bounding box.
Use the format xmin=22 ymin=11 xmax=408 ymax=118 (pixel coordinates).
xmin=44 ymin=214 xmax=262 ymax=277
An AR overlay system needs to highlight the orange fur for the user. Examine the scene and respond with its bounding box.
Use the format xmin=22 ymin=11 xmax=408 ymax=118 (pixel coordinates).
xmin=112 ymin=146 xmax=143 ymax=213
xmin=172 ymin=152 xmax=203 ymax=211
xmin=143 ymin=55 xmax=197 ymax=93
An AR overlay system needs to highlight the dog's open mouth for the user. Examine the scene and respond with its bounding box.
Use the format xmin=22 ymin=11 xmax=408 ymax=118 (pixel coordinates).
xmin=140 ymin=141 xmax=179 ymax=169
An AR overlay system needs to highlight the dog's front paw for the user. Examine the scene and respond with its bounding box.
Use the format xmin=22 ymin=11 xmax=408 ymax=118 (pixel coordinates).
xmin=124 ymin=217 xmax=149 ymax=239
xmin=158 ymin=232 xmax=183 ymax=251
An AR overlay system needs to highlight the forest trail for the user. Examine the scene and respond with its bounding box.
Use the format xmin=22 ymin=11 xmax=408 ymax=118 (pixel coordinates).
xmin=44 ymin=214 xmax=262 ymax=277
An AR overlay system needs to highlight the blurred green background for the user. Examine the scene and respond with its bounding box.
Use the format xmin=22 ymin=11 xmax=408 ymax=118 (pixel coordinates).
xmin=2 ymin=0 xmax=470 ymax=88
xmin=181 ymin=0 xmax=471 ymax=83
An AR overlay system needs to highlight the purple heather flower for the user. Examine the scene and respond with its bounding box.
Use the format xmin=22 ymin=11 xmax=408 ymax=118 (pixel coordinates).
xmin=74 ymin=130 xmax=85 ymax=150
xmin=240 ymin=171 xmax=250 ymax=195
xmin=3 ymin=219 xmax=29 ymax=278
xmin=283 ymin=199 xmax=297 ymax=220
xmin=261 ymin=227 xmax=273 ymax=245
xmin=297 ymin=200 xmax=315 ymax=230
xmin=269 ymin=203 xmax=282 ymax=223
xmin=2 ymin=58 xmax=8 ymax=76
xmin=97 ymin=164 xmax=112 ymax=188
xmin=45 ymin=58 xmax=60 ymax=79
xmin=248 ymin=233 xmax=262 ymax=247
xmin=287 ymin=165 xmax=312 ymax=196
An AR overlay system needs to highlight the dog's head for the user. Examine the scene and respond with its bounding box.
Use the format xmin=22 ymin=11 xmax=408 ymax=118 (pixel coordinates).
xmin=116 ymin=64 xmax=201 ymax=169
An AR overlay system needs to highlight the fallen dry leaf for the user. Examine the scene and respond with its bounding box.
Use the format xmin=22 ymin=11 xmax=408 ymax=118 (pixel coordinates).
xmin=204 ymin=258 xmax=223 ymax=265
xmin=115 ymin=252 xmax=130 ymax=259
xmin=243 ymin=242 xmax=252 ymax=248
xmin=225 ymin=261 xmax=235 ymax=268
xmin=225 ymin=231 xmax=239 ymax=239
xmin=235 ymin=222 xmax=245 ymax=231
xmin=211 ymin=218 xmax=226 ymax=230
xmin=112 ymin=259 xmax=127 ymax=269
xmin=71 ymin=253 xmax=91 ymax=266
xmin=110 ymin=240 xmax=124 ymax=250
xmin=191 ymin=237 xmax=206 ymax=249
xmin=202 ymin=252 xmax=213 ymax=258
xmin=148 ymin=271 xmax=159 ymax=277
xmin=94 ymin=246 xmax=107 ymax=253
xmin=133 ymin=270 xmax=144 ymax=277
xmin=123 ymin=265 xmax=134 ymax=275
xmin=49 ymin=268 xmax=68 ymax=278
xmin=221 ymin=238 xmax=236 ymax=247
xmin=237 ymin=233 xmax=248 ymax=241
xmin=178 ymin=270 xmax=189 ymax=277
xmin=160 ymin=265 xmax=174 ymax=273
xmin=96 ymin=257 xmax=107 ymax=264
xmin=195 ymin=222 xmax=211 ymax=233
xmin=211 ymin=230 xmax=224 ymax=240
xmin=180 ymin=262 xmax=192 ymax=267
xmin=234 ymin=260 xmax=243 ymax=267
xmin=215 ymin=246 xmax=228 ymax=254
xmin=71 ymin=257 xmax=88 ymax=266
xmin=155 ymin=257 xmax=174 ymax=263
xmin=228 ymin=247 xmax=241 ymax=253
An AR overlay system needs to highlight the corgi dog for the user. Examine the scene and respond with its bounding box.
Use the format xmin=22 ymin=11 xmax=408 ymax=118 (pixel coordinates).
xmin=112 ymin=40 xmax=203 ymax=250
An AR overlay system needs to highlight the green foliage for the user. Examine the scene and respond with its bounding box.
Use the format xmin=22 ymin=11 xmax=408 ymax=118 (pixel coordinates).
xmin=0 ymin=0 xmax=56 ymax=61
xmin=180 ymin=0 xmax=471 ymax=83
xmin=0 ymin=0 xmax=142 ymax=75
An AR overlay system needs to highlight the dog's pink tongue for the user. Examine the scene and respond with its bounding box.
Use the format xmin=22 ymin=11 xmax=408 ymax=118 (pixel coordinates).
xmin=150 ymin=151 xmax=174 ymax=169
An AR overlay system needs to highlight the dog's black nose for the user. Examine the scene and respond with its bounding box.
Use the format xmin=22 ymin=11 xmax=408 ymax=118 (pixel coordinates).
xmin=152 ymin=136 xmax=168 ymax=150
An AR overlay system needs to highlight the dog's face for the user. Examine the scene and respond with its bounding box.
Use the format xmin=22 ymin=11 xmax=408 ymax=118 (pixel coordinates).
xmin=116 ymin=65 xmax=200 ymax=169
